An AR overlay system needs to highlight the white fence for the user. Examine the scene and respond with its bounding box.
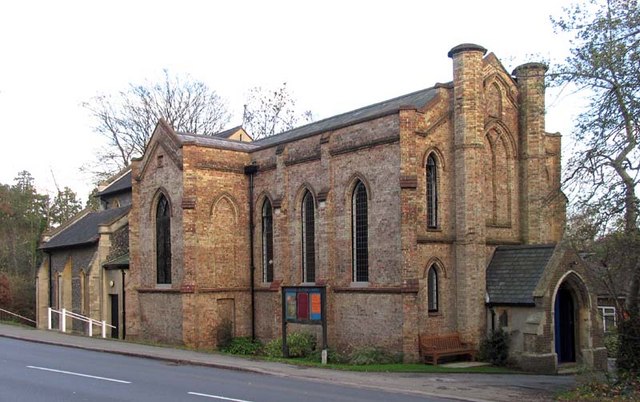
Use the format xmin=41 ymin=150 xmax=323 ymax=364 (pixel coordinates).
xmin=0 ymin=307 xmax=36 ymax=326
xmin=47 ymin=308 xmax=115 ymax=338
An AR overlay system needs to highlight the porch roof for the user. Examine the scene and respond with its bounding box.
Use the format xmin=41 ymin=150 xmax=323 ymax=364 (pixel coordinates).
xmin=486 ymin=244 xmax=556 ymax=306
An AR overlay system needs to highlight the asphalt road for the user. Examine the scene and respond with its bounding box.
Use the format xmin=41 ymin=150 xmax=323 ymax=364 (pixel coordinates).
xmin=0 ymin=337 xmax=455 ymax=402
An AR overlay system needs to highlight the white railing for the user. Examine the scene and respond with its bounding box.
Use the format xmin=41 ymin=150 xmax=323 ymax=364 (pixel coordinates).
xmin=0 ymin=307 xmax=36 ymax=326
xmin=47 ymin=307 xmax=115 ymax=338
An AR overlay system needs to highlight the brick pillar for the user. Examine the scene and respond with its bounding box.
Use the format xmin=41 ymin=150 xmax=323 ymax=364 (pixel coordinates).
xmin=398 ymin=108 xmax=420 ymax=361
xmin=125 ymin=159 xmax=142 ymax=339
xmin=513 ymin=63 xmax=548 ymax=244
xmin=181 ymin=145 xmax=198 ymax=347
xmin=449 ymin=43 xmax=487 ymax=344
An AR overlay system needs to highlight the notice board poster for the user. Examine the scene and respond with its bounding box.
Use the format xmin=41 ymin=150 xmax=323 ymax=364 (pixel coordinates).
xmin=296 ymin=292 xmax=309 ymax=320
xmin=285 ymin=291 xmax=297 ymax=320
xmin=310 ymin=292 xmax=321 ymax=320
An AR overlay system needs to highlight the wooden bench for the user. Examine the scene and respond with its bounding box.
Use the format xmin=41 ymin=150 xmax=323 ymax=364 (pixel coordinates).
xmin=419 ymin=333 xmax=477 ymax=365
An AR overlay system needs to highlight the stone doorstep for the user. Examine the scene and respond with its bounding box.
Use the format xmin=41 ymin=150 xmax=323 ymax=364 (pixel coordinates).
xmin=439 ymin=361 xmax=491 ymax=368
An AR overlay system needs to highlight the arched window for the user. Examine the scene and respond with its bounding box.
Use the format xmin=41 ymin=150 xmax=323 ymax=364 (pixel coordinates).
xmin=426 ymin=154 xmax=438 ymax=228
xmin=352 ymin=181 xmax=368 ymax=282
xmin=262 ymin=198 xmax=274 ymax=283
xmin=79 ymin=270 xmax=86 ymax=314
xmin=301 ymin=190 xmax=315 ymax=283
xmin=427 ymin=265 xmax=438 ymax=312
xmin=156 ymin=194 xmax=172 ymax=284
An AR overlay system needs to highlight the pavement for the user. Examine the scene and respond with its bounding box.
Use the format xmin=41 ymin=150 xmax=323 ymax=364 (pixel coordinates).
xmin=0 ymin=323 xmax=575 ymax=402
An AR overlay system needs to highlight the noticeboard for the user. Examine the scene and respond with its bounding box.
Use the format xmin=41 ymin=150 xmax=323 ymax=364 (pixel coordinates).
xmin=281 ymin=286 xmax=327 ymax=357
xmin=283 ymin=287 xmax=324 ymax=324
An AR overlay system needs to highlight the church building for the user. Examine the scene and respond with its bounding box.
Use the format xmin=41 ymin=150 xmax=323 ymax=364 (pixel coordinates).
xmin=37 ymin=44 xmax=607 ymax=373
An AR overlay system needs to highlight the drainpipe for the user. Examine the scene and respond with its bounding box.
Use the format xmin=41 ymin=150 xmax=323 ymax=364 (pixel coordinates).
xmin=244 ymin=163 xmax=259 ymax=341
xmin=46 ymin=251 xmax=53 ymax=309
xmin=121 ymin=269 xmax=126 ymax=339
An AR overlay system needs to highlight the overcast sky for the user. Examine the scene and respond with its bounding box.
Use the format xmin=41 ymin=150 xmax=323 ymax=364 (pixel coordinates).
xmin=0 ymin=0 xmax=579 ymax=202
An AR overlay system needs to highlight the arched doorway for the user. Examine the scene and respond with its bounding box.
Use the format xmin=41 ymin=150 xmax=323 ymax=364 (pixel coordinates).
xmin=555 ymin=282 xmax=576 ymax=363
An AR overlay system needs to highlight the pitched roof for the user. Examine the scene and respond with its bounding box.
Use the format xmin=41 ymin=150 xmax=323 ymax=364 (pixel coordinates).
xmin=168 ymin=86 xmax=440 ymax=153
xmin=175 ymin=131 xmax=258 ymax=152
xmin=212 ymin=125 xmax=244 ymax=138
xmin=251 ymin=87 xmax=439 ymax=148
xmin=96 ymin=170 xmax=132 ymax=197
xmin=41 ymin=206 xmax=130 ymax=250
xmin=486 ymin=244 xmax=557 ymax=306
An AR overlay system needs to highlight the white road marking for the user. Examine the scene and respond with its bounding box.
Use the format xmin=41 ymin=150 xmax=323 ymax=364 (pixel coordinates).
xmin=27 ymin=366 xmax=131 ymax=384
xmin=188 ymin=391 xmax=254 ymax=402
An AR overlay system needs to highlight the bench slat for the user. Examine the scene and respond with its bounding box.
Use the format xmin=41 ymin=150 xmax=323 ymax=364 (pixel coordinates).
xmin=419 ymin=333 xmax=477 ymax=365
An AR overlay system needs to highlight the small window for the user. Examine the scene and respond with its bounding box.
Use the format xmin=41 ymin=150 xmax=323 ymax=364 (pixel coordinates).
xmin=352 ymin=181 xmax=368 ymax=282
xmin=427 ymin=265 xmax=438 ymax=312
xmin=157 ymin=154 xmax=164 ymax=167
xmin=426 ymin=155 xmax=438 ymax=228
xmin=301 ymin=191 xmax=315 ymax=283
xmin=262 ymin=199 xmax=274 ymax=283
xmin=156 ymin=194 xmax=172 ymax=284
xmin=598 ymin=306 xmax=617 ymax=332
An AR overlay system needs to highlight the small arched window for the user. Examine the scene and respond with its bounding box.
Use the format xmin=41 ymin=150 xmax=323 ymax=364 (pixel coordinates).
xmin=262 ymin=198 xmax=274 ymax=283
xmin=427 ymin=265 xmax=438 ymax=312
xmin=352 ymin=181 xmax=368 ymax=282
xmin=426 ymin=155 xmax=438 ymax=228
xmin=156 ymin=194 xmax=172 ymax=284
xmin=301 ymin=191 xmax=315 ymax=283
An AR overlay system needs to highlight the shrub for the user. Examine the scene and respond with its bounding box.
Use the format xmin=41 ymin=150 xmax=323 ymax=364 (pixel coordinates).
xmin=604 ymin=330 xmax=619 ymax=358
xmin=0 ymin=274 xmax=11 ymax=306
xmin=262 ymin=331 xmax=317 ymax=358
xmin=263 ymin=338 xmax=283 ymax=358
xmin=348 ymin=346 xmax=398 ymax=365
xmin=220 ymin=337 xmax=262 ymax=355
xmin=478 ymin=329 xmax=510 ymax=366
xmin=617 ymin=315 xmax=640 ymax=373
xmin=286 ymin=331 xmax=316 ymax=357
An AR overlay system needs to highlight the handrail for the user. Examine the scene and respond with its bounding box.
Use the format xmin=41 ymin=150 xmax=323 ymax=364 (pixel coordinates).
xmin=48 ymin=308 xmax=115 ymax=338
xmin=0 ymin=308 xmax=36 ymax=326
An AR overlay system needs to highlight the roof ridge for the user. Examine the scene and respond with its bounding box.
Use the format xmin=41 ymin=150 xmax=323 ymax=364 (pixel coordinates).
xmin=177 ymin=125 xmax=245 ymax=138
xmin=252 ymin=86 xmax=437 ymax=145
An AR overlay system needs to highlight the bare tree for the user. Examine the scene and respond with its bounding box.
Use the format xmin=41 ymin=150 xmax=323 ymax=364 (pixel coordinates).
xmin=84 ymin=70 xmax=231 ymax=178
xmin=551 ymin=0 xmax=640 ymax=371
xmin=243 ymin=82 xmax=312 ymax=140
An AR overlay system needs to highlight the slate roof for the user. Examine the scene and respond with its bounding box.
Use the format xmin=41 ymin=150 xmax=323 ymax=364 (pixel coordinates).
xmin=171 ymin=86 xmax=440 ymax=152
xmin=96 ymin=170 xmax=132 ymax=197
xmin=486 ymin=244 xmax=557 ymax=305
xmin=175 ymin=131 xmax=258 ymax=152
xmin=212 ymin=125 xmax=244 ymax=138
xmin=251 ymin=87 xmax=439 ymax=148
xmin=41 ymin=206 xmax=130 ymax=250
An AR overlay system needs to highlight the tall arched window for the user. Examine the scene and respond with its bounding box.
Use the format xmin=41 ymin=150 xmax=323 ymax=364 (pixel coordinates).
xmin=427 ymin=265 xmax=439 ymax=312
xmin=301 ymin=190 xmax=315 ymax=283
xmin=352 ymin=181 xmax=368 ymax=282
xmin=426 ymin=154 xmax=438 ymax=228
xmin=79 ymin=270 xmax=86 ymax=314
xmin=262 ymin=198 xmax=274 ymax=283
xmin=156 ymin=194 xmax=172 ymax=284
